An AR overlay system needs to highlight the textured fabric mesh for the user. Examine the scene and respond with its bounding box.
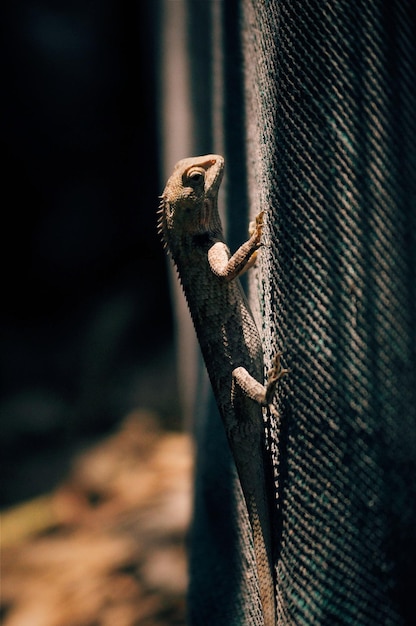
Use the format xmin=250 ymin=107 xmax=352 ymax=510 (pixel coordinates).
xmin=178 ymin=0 xmax=416 ymax=623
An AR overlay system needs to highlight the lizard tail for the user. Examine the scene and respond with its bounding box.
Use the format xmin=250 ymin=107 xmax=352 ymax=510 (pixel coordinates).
xmin=229 ymin=424 xmax=277 ymax=625
xmin=248 ymin=493 xmax=277 ymax=626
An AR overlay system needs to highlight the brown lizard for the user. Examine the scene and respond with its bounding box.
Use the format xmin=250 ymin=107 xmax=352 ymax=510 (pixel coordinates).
xmin=158 ymin=154 xmax=287 ymax=625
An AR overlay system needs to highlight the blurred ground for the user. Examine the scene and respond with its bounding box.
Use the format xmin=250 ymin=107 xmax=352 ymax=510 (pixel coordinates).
xmin=1 ymin=411 xmax=192 ymax=626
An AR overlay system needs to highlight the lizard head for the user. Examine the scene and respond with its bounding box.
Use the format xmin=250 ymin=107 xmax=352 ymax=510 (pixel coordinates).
xmin=158 ymin=154 xmax=224 ymax=248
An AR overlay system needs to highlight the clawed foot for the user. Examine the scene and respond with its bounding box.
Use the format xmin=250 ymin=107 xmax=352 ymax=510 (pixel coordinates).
xmin=248 ymin=210 xmax=264 ymax=248
xmin=265 ymin=351 xmax=289 ymax=405
xmin=242 ymin=211 xmax=264 ymax=274
xmin=267 ymin=351 xmax=289 ymax=384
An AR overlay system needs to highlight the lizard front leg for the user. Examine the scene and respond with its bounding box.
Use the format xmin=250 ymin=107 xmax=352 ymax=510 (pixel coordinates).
xmin=208 ymin=211 xmax=264 ymax=280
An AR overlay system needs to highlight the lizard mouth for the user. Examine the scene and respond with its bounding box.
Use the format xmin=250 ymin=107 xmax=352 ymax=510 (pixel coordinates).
xmin=204 ymin=156 xmax=224 ymax=197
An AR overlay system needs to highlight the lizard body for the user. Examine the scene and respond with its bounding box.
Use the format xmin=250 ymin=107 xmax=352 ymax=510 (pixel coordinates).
xmin=159 ymin=154 xmax=286 ymax=626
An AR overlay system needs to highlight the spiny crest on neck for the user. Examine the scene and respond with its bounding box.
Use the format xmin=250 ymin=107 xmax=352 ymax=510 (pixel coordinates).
xmin=157 ymin=154 xmax=225 ymax=254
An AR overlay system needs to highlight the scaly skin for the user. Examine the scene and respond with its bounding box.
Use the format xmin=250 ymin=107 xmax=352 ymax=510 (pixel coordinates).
xmin=158 ymin=154 xmax=287 ymax=625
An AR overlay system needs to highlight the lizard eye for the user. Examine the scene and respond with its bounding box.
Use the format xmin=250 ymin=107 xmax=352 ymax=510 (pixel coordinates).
xmin=187 ymin=169 xmax=205 ymax=185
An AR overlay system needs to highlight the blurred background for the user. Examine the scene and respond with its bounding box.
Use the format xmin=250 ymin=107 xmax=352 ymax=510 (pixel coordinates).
xmin=1 ymin=0 xmax=173 ymax=505
xmin=1 ymin=2 xmax=189 ymax=624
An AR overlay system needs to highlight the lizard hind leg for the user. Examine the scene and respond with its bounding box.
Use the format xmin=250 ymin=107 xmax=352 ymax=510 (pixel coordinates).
xmin=232 ymin=352 xmax=288 ymax=410
xmin=232 ymin=366 xmax=269 ymax=406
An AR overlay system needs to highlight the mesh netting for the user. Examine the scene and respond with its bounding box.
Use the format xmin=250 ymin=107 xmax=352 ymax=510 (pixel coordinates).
xmin=244 ymin=1 xmax=416 ymax=623
xmin=181 ymin=0 xmax=416 ymax=623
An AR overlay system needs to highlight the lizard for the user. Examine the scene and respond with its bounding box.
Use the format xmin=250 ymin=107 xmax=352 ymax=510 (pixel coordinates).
xmin=158 ymin=154 xmax=288 ymax=626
